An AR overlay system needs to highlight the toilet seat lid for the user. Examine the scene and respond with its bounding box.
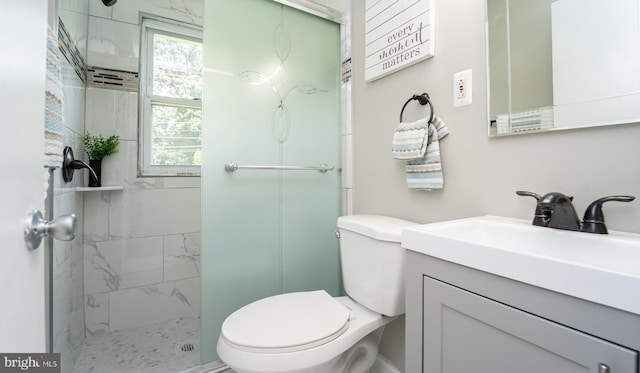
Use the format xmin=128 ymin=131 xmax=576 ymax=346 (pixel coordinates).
xmin=221 ymin=290 xmax=350 ymax=353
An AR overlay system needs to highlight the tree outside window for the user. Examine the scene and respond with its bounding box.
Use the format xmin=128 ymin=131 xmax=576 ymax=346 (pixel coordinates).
xmin=140 ymin=19 xmax=203 ymax=176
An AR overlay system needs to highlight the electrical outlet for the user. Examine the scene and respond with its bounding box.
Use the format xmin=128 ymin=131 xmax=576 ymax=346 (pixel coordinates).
xmin=453 ymin=69 xmax=473 ymax=107
xmin=456 ymin=77 xmax=466 ymax=99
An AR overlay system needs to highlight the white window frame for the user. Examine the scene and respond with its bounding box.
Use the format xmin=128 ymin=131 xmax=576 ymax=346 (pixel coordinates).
xmin=139 ymin=18 xmax=203 ymax=177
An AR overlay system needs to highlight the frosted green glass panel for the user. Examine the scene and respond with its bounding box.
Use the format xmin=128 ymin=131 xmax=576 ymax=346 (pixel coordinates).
xmin=201 ymin=0 xmax=341 ymax=363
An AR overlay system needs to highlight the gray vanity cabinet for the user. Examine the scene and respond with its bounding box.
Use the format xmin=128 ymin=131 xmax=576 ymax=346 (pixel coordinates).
xmin=422 ymin=276 xmax=635 ymax=372
xmin=405 ymin=251 xmax=640 ymax=373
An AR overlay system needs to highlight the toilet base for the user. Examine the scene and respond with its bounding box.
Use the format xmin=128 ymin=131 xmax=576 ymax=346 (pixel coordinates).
xmin=326 ymin=327 xmax=384 ymax=373
xmin=218 ymin=297 xmax=395 ymax=373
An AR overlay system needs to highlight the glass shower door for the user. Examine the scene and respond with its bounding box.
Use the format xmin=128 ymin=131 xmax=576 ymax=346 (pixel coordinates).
xmin=201 ymin=0 xmax=341 ymax=363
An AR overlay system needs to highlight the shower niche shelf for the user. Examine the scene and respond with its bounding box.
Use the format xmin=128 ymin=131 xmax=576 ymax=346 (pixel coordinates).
xmin=75 ymin=185 xmax=124 ymax=192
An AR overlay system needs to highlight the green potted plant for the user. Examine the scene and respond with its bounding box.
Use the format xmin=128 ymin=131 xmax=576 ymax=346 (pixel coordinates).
xmin=82 ymin=132 xmax=120 ymax=187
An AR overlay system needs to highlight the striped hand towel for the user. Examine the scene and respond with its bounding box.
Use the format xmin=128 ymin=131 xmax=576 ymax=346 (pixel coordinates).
xmin=44 ymin=26 xmax=64 ymax=168
xmin=391 ymin=117 xmax=430 ymax=160
xmin=405 ymin=116 xmax=449 ymax=190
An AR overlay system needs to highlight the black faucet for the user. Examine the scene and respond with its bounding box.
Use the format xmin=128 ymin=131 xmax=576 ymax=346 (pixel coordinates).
xmin=62 ymin=146 xmax=98 ymax=183
xmin=517 ymin=191 xmax=635 ymax=234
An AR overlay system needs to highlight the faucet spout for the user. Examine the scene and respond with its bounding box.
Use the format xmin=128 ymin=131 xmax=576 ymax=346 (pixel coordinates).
xmin=538 ymin=192 xmax=581 ymax=231
xmin=69 ymin=159 xmax=98 ymax=180
xmin=62 ymin=146 xmax=98 ymax=183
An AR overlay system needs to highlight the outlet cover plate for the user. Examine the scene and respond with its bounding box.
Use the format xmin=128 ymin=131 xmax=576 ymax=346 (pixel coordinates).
xmin=453 ymin=69 xmax=473 ymax=107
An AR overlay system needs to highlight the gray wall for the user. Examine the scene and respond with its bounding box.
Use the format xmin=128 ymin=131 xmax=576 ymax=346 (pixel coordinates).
xmin=352 ymin=0 xmax=640 ymax=369
xmin=352 ymin=0 xmax=640 ymax=231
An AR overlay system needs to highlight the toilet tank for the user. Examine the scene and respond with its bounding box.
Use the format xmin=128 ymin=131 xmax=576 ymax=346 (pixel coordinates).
xmin=337 ymin=215 xmax=417 ymax=317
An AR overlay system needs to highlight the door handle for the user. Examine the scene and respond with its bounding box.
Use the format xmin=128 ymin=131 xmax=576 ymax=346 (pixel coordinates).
xmin=24 ymin=210 xmax=77 ymax=250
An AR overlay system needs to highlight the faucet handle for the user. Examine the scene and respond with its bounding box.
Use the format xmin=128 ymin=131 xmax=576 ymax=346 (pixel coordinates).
xmin=516 ymin=190 xmax=541 ymax=199
xmin=581 ymin=195 xmax=635 ymax=234
xmin=516 ymin=191 xmax=549 ymax=227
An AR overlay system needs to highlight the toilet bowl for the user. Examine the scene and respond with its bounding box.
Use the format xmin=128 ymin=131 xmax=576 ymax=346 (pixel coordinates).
xmin=217 ymin=215 xmax=417 ymax=373
xmin=217 ymin=294 xmax=391 ymax=373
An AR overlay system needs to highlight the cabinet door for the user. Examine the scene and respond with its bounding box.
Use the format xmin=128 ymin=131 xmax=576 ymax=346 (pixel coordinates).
xmin=423 ymin=276 xmax=637 ymax=373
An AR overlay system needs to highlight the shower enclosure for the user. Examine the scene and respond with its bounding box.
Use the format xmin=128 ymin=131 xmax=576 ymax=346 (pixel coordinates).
xmin=201 ymin=0 xmax=343 ymax=363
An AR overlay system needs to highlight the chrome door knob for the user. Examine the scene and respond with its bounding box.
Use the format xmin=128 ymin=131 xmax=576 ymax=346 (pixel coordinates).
xmin=24 ymin=210 xmax=77 ymax=250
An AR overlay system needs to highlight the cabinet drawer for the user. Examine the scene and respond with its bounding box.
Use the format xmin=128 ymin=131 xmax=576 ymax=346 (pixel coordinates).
xmin=423 ymin=276 xmax=638 ymax=373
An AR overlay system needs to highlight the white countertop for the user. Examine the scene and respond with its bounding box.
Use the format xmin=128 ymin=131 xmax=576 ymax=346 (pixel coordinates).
xmin=402 ymin=215 xmax=640 ymax=315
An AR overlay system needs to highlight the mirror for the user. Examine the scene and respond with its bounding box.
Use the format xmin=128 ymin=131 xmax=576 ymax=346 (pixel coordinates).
xmin=486 ymin=0 xmax=640 ymax=137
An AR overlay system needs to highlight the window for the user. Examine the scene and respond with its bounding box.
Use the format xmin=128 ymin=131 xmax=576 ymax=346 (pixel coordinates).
xmin=140 ymin=18 xmax=203 ymax=176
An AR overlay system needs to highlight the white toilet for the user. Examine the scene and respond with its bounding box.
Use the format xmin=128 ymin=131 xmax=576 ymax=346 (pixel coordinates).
xmin=217 ymin=215 xmax=416 ymax=373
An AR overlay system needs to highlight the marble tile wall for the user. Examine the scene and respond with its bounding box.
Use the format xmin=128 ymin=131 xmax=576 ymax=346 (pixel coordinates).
xmin=59 ymin=0 xmax=90 ymax=61
xmin=83 ymin=0 xmax=203 ymax=337
xmin=54 ymin=2 xmax=90 ymax=372
xmin=87 ymin=0 xmax=203 ymax=72
xmin=52 ymin=185 xmax=85 ymax=373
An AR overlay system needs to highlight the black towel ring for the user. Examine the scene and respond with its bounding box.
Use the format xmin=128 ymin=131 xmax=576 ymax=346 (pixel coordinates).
xmin=400 ymin=93 xmax=434 ymax=123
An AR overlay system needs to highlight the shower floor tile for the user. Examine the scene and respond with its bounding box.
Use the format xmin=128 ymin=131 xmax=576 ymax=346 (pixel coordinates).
xmin=73 ymin=316 xmax=201 ymax=373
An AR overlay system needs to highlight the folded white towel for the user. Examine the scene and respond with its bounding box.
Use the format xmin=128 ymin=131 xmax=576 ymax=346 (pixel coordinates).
xmin=404 ymin=116 xmax=449 ymax=190
xmin=391 ymin=117 xmax=430 ymax=160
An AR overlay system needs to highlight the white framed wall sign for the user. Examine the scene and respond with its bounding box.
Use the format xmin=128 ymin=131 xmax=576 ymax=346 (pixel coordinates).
xmin=365 ymin=0 xmax=435 ymax=82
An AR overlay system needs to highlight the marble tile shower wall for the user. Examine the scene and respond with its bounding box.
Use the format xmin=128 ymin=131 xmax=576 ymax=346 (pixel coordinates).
xmin=54 ymin=1 xmax=90 ymax=372
xmin=83 ymin=0 xmax=203 ymax=337
xmin=53 ymin=60 xmax=87 ymax=373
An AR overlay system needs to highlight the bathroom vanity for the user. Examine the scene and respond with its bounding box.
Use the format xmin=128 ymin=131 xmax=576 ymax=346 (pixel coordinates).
xmin=403 ymin=216 xmax=640 ymax=373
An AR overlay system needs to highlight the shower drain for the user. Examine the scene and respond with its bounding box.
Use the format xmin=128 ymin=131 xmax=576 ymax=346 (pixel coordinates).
xmin=180 ymin=343 xmax=196 ymax=352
